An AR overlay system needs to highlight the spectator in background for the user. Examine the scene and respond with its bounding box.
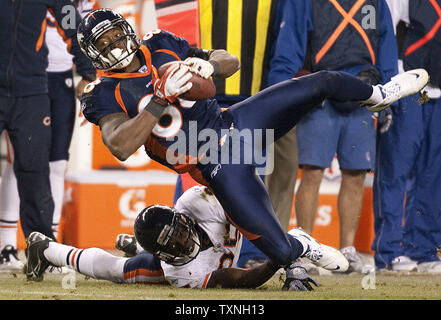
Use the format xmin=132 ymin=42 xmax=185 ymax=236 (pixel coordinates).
xmin=263 ymin=0 xmax=299 ymax=235
xmin=174 ymin=0 xmax=287 ymax=268
xmin=0 ymin=0 xmax=95 ymax=271
xmin=267 ymin=0 xmax=398 ymax=274
xmin=372 ymin=0 xmax=441 ymax=273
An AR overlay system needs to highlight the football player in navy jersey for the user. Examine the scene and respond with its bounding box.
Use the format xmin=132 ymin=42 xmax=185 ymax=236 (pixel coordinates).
xmin=77 ymin=8 xmax=428 ymax=274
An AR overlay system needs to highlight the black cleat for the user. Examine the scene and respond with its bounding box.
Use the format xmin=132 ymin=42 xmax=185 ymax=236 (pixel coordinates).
xmin=0 ymin=245 xmax=24 ymax=272
xmin=25 ymin=232 xmax=53 ymax=281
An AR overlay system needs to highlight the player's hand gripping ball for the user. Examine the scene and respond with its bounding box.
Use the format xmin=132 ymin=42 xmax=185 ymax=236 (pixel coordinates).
xmin=157 ymin=61 xmax=216 ymax=101
xmin=153 ymin=62 xmax=193 ymax=103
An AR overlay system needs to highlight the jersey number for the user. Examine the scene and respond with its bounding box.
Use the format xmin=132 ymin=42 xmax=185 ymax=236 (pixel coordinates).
xmin=138 ymin=95 xmax=196 ymax=138
xmin=138 ymin=95 xmax=182 ymax=138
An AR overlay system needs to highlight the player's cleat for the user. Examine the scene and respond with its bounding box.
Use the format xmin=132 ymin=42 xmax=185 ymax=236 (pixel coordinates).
xmin=0 ymin=245 xmax=24 ymax=272
xmin=390 ymin=255 xmax=418 ymax=272
xmin=288 ymin=228 xmax=349 ymax=272
xmin=25 ymin=232 xmax=53 ymax=281
xmin=115 ymin=234 xmax=137 ymax=257
xmin=340 ymin=246 xmax=375 ymax=274
xmin=366 ymin=69 xmax=429 ymax=112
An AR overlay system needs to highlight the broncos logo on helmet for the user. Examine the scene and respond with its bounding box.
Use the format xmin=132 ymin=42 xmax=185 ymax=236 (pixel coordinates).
xmin=134 ymin=205 xmax=202 ymax=266
xmin=77 ymin=8 xmax=140 ymax=70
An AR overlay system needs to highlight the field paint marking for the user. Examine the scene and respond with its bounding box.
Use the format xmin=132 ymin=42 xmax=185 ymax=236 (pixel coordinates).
xmin=0 ymin=289 xmax=150 ymax=299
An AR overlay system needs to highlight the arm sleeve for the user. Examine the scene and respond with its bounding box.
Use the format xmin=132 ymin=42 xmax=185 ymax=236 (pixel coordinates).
xmin=376 ymin=0 xmax=399 ymax=84
xmin=147 ymin=30 xmax=192 ymax=65
xmin=266 ymin=0 xmax=313 ymax=86
xmin=49 ymin=0 xmax=96 ymax=78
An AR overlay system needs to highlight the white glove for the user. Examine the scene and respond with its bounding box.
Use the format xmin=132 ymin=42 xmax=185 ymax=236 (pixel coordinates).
xmin=153 ymin=63 xmax=193 ymax=103
xmin=372 ymin=107 xmax=393 ymax=134
xmin=183 ymin=57 xmax=214 ymax=79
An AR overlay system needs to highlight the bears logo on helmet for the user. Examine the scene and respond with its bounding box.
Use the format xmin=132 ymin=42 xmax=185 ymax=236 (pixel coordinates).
xmin=134 ymin=205 xmax=201 ymax=266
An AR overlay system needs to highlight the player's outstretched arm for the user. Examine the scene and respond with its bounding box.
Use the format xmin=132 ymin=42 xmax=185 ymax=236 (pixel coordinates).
xmin=98 ymin=65 xmax=193 ymax=161
xmin=99 ymin=105 xmax=163 ymax=161
xmin=206 ymin=261 xmax=280 ymax=289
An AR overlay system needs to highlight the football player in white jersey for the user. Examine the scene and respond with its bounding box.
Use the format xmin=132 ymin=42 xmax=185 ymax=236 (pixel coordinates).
xmin=0 ymin=0 xmax=98 ymax=272
xmin=25 ymin=186 xmax=330 ymax=291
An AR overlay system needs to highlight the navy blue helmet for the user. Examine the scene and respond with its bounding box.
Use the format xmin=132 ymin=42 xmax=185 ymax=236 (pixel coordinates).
xmin=77 ymin=8 xmax=140 ymax=70
xmin=134 ymin=205 xmax=201 ymax=266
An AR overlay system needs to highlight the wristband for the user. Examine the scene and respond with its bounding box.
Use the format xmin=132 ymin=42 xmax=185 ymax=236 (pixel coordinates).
xmin=145 ymin=96 xmax=168 ymax=118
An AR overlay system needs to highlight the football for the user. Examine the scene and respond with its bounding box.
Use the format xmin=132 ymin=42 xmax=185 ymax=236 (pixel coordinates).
xmin=157 ymin=61 xmax=216 ymax=101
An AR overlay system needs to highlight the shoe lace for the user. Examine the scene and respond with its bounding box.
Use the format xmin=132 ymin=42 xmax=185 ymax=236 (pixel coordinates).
xmin=47 ymin=266 xmax=63 ymax=273
xmin=381 ymin=82 xmax=401 ymax=100
xmin=306 ymin=249 xmax=323 ymax=262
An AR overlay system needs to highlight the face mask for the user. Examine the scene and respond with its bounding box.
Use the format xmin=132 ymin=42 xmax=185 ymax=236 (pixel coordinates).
xmin=102 ymin=39 xmax=136 ymax=70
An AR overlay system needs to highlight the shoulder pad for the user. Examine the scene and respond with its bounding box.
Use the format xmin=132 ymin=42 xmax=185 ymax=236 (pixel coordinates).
xmin=80 ymin=77 xmax=120 ymax=125
xmin=142 ymin=29 xmax=184 ymax=42
xmin=82 ymin=78 xmax=103 ymax=96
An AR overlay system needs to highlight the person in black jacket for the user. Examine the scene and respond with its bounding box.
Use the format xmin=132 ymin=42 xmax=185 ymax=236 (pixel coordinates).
xmin=0 ymin=0 xmax=95 ymax=242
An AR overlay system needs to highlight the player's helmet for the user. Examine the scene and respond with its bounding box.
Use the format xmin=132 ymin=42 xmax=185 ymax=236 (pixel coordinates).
xmin=77 ymin=8 xmax=140 ymax=70
xmin=134 ymin=205 xmax=201 ymax=266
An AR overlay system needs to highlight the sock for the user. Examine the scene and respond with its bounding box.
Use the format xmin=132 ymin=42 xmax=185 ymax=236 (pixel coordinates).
xmin=43 ymin=242 xmax=76 ymax=267
xmin=49 ymin=160 xmax=68 ymax=240
xmin=363 ymin=85 xmax=383 ymax=105
xmin=287 ymin=234 xmax=309 ymax=257
xmin=286 ymin=234 xmax=307 ymax=260
xmin=43 ymin=243 xmax=127 ymax=283
xmin=0 ymin=162 xmax=20 ymax=250
xmin=0 ymin=225 xmax=18 ymax=251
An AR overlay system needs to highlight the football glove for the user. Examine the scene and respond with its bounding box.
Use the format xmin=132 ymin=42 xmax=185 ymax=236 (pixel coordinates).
xmin=153 ymin=62 xmax=193 ymax=103
xmin=282 ymin=262 xmax=319 ymax=291
xmin=372 ymin=106 xmax=393 ymax=134
xmin=183 ymin=57 xmax=215 ymax=79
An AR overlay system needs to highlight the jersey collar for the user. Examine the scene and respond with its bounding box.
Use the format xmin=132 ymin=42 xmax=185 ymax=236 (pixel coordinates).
xmin=100 ymin=44 xmax=152 ymax=79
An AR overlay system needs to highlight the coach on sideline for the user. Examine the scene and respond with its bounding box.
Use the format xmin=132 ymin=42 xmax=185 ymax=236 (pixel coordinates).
xmin=0 ymin=0 xmax=95 ymax=240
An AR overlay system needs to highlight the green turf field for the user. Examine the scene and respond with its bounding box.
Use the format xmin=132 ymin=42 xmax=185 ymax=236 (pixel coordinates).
xmin=0 ymin=269 xmax=440 ymax=300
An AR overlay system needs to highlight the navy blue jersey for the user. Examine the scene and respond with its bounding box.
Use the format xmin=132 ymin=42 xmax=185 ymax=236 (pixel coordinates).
xmin=82 ymin=30 xmax=232 ymax=176
xmin=0 ymin=0 xmax=95 ymax=97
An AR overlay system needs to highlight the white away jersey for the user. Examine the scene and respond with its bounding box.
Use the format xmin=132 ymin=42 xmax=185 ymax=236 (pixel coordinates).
xmin=160 ymin=186 xmax=242 ymax=288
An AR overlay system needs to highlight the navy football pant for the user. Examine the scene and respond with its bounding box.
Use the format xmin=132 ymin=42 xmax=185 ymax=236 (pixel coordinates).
xmin=47 ymin=70 xmax=76 ymax=161
xmin=373 ymin=95 xmax=441 ymax=267
xmin=200 ymin=71 xmax=374 ymax=266
xmin=0 ymin=94 xmax=54 ymax=239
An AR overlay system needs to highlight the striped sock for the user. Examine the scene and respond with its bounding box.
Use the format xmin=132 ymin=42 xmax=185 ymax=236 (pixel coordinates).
xmin=43 ymin=242 xmax=76 ymax=268
xmin=65 ymin=248 xmax=86 ymax=273
xmin=0 ymin=220 xmax=18 ymax=250
xmin=43 ymin=243 xmax=126 ymax=282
